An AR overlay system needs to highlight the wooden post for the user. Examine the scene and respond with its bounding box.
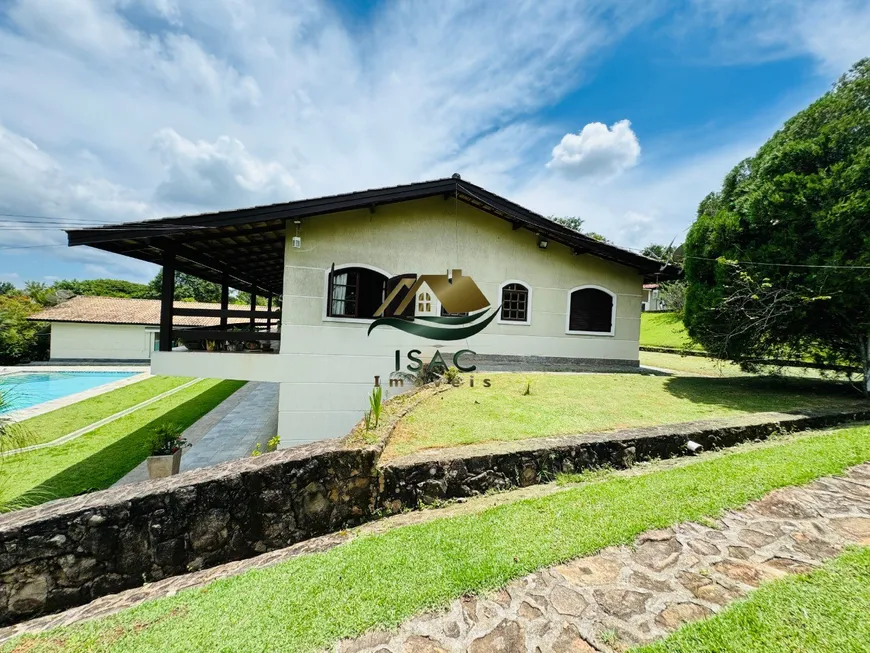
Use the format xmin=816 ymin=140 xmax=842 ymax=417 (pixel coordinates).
xmin=249 ymin=285 xmax=257 ymax=330
xmin=266 ymin=294 xmax=272 ymax=332
xmin=220 ymin=272 xmax=229 ymax=330
xmin=159 ymin=251 xmax=176 ymax=352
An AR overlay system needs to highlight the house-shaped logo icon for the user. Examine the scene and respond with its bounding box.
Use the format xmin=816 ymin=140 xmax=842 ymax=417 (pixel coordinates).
xmin=368 ymin=269 xmax=499 ymax=340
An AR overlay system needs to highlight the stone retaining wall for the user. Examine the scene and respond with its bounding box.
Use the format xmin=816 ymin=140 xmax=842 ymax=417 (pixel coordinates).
xmin=377 ymin=408 xmax=870 ymax=509
xmin=0 ymin=440 xmax=378 ymax=626
xmin=2 ymin=406 xmax=868 ymax=626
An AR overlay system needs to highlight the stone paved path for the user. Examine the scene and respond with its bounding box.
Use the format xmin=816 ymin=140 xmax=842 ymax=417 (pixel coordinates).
xmin=2 ymin=463 xmax=869 ymax=649
xmin=115 ymin=382 xmax=278 ymax=485
xmin=333 ymin=465 xmax=870 ymax=653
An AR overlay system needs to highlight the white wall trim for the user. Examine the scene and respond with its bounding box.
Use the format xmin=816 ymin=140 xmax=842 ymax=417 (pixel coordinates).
xmin=497 ymin=279 xmax=533 ymax=326
xmin=565 ymin=284 xmax=616 ymax=337
xmin=321 ymin=263 xmax=392 ymax=323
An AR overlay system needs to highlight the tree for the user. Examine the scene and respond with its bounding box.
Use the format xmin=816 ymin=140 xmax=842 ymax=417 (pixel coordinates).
xmin=52 ymin=278 xmax=153 ymax=299
xmin=0 ymin=295 xmax=49 ymax=364
xmin=0 ymin=281 xmax=15 ymax=296
xmin=642 ymin=243 xmax=684 ymax=265
xmin=585 ymin=232 xmax=611 ymax=244
xmin=684 ymin=59 xmax=870 ymax=392
xmin=148 ymin=271 xmax=222 ymax=303
xmin=549 ymin=216 xmax=585 ymax=232
xmin=658 ymin=280 xmax=688 ymax=315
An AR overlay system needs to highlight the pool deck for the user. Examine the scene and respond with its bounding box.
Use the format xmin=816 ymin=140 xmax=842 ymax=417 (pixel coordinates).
xmin=0 ymin=366 xmax=151 ymax=422
xmin=115 ymin=382 xmax=279 ymax=486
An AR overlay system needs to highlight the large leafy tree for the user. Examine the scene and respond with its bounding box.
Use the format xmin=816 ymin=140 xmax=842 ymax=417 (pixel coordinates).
xmin=684 ymin=59 xmax=870 ymax=391
xmin=0 ymin=295 xmax=49 ymax=364
xmin=52 ymin=278 xmax=153 ymax=299
xmin=148 ymin=271 xmax=222 ymax=303
xmin=0 ymin=282 xmax=15 ymax=296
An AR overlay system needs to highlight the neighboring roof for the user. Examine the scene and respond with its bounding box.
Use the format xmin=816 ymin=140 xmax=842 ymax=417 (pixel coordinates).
xmin=27 ymin=296 xmax=270 ymax=327
xmin=66 ymin=176 xmax=681 ymax=290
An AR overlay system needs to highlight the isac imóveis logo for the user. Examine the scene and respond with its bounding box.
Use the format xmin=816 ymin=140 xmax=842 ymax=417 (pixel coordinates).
xmin=367 ymin=269 xmax=498 ymax=340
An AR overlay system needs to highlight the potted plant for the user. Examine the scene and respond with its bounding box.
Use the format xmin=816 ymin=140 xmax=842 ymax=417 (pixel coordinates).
xmin=146 ymin=423 xmax=188 ymax=479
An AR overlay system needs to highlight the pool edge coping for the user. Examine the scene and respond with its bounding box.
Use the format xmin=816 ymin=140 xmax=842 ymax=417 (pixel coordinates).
xmin=1 ymin=371 xmax=152 ymax=423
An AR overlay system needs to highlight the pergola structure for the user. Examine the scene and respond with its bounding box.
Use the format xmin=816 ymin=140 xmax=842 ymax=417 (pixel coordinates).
xmin=66 ymin=176 xmax=679 ymax=352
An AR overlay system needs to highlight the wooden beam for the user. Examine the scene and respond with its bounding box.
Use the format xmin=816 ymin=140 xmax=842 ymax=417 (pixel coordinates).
xmin=172 ymin=330 xmax=281 ymax=342
xmin=250 ymin=284 xmax=257 ymax=329
xmin=173 ymin=307 xmax=279 ymax=319
xmin=159 ymin=251 xmax=175 ymax=352
xmin=220 ymin=272 xmax=229 ymax=329
xmin=512 ymin=222 xmax=522 ymax=231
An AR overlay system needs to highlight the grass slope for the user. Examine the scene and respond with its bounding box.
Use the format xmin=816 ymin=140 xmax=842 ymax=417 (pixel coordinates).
xmin=640 ymin=312 xmax=700 ymax=350
xmin=14 ymin=376 xmax=192 ymax=447
xmin=0 ymin=379 xmax=245 ymax=509
xmin=636 ymin=547 xmax=870 ymax=653
xmin=386 ymin=373 xmax=859 ymax=458
xmin=9 ymin=424 xmax=870 ymax=653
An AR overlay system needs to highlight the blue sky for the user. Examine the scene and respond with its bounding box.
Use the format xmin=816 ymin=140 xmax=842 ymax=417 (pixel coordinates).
xmin=0 ymin=0 xmax=868 ymax=286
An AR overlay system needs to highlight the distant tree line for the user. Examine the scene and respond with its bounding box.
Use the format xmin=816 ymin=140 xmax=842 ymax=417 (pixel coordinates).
xmin=0 ymin=271 xmax=262 ymax=364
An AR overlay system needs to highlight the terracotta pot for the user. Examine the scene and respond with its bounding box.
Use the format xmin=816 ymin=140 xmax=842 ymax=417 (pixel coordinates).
xmin=146 ymin=449 xmax=183 ymax=479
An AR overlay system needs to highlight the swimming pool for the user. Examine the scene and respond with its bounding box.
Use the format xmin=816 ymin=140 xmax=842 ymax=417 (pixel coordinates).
xmin=0 ymin=372 xmax=138 ymax=414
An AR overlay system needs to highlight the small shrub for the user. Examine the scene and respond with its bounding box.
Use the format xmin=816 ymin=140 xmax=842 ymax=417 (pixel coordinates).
xmin=444 ymin=366 xmax=463 ymax=386
xmin=364 ymin=410 xmax=374 ymax=431
xmin=250 ymin=443 xmax=262 ymax=457
xmin=150 ymin=423 xmax=188 ymax=456
xmin=522 ymin=379 xmax=532 ymax=396
xmin=369 ymin=385 xmax=383 ymax=428
xmin=266 ymin=435 xmax=280 ymax=452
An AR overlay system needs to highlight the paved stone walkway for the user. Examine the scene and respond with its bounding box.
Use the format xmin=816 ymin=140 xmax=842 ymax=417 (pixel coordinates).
xmin=336 ymin=466 xmax=870 ymax=653
xmin=2 ymin=462 xmax=869 ymax=649
xmin=115 ymin=382 xmax=278 ymax=485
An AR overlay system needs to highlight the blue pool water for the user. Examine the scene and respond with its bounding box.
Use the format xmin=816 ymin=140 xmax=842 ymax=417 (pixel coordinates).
xmin=0 ymin=372 xmax=137 ymax=414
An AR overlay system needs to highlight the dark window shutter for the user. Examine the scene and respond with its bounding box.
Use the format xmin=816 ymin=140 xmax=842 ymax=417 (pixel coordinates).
xmin=384 ymin=274 xmax=417 ymax=317
xmin=569 ymin=288 xmax=613 ymax=333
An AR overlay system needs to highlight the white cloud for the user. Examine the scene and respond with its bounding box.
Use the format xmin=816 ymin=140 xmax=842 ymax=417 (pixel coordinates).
xmin=686 ymin=0 xmax=870 ymax=74
xmin=547 ymin=120 xmax=641 ymax=178
xmin=151 ymin=128 xmax=299 ymax=208
xmin=0 ymin=0 xmax=867 ymax=285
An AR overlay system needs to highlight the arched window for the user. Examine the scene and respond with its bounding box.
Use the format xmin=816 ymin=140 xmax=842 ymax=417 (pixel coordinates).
xmin=417 ymin=291 xmax=433 ymax=314
xmin=327 ymin=265 xmax=389 ymax=319
xmin=566 ymin=286 xmax=615 ymax=335
xmin=499 ymin=281 xmax=531 ymax=324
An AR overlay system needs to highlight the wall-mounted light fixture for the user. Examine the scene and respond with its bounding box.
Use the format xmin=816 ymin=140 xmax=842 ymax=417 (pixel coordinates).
xmin=292 ymin=220 xmax=302 ymax=248
xmin=537 ymin=237 xmax=549 ymax=249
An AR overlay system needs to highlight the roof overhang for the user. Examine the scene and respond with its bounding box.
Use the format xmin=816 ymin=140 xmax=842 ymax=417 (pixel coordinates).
xmin=67 ymin=177 xmax=680 ymax=291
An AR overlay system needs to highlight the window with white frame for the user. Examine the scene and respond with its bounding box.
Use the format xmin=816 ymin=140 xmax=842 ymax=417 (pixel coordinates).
xmin=327 ymin=266 xmax=388 ymax=319
xmin=500 ymin=282 xmax=530 ymax=323
xmin=567 ymin=286 xmax=615 ymax=334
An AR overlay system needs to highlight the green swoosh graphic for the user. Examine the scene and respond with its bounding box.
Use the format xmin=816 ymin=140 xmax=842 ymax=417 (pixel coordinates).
xmin=414 ymin=311 xmax=489 ymax=325
xmin=367 ymin=308 xmax=500 ymax=340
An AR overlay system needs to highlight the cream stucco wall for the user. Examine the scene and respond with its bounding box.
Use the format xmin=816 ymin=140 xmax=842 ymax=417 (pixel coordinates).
xmin=277 ymin=197 xmax=643 ymax=447
xmin=50 ymin=323 xmax=156 ymax=361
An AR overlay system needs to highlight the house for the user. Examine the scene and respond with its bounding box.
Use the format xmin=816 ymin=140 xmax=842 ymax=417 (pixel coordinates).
xmin=642 ymin=283 xmax=664 ymax=311
xmin=28 ymin=296 xmax=272 ymax=362
xmin=65 ymin=176 xmax=679 ymax=446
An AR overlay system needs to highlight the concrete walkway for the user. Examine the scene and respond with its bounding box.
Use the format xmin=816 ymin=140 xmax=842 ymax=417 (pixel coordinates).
xmin=4 ymin=460 xmax=869 ymax=648
xmin=115 ymin=382 xmax=279 ymax=486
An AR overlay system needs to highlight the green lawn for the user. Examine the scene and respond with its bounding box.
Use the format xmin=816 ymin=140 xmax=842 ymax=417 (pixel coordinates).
xmin=636 ymin=547 xmax=870 ymax=653
xmin=385 ymin=372 xmax=860 ymax=458
xmin=13 ymin=375 xmax=193 ymax=447
xmin=640 ymin=312 xmax=701 ymax=350
xmin=0 ymin=379 xmax=245 ymax=510
xmin=9 ymin=424 xmax=870 ymax=653
xmin=640 ymin=351 xmax=751 ymax=377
